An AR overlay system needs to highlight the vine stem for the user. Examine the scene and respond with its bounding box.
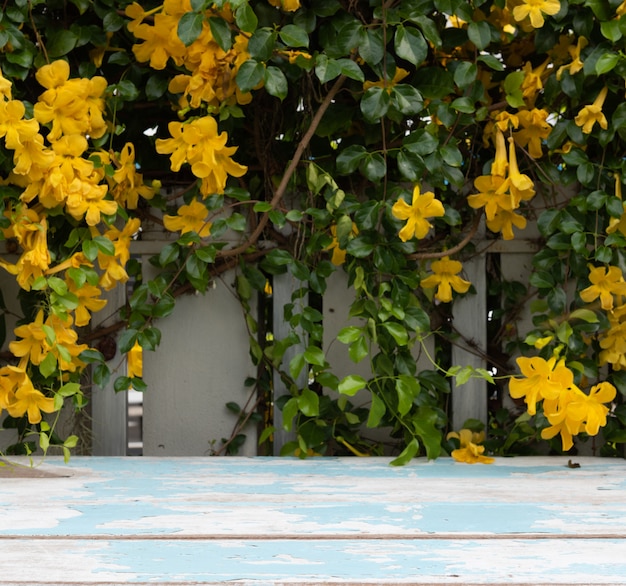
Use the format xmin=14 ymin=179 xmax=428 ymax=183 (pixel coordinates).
xmin=219 ymin=74 xmax=348 ymax=259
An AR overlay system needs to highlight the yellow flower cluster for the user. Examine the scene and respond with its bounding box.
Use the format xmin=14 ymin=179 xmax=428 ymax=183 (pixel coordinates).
xmin=155 ymin=117 xmax=247 ymax=198
xmin=509 ymin=356 xmax=616 ymax=450
xmin=0 ymin=62 xmax=153 ymax=428
xmin=126 ymin=0 xmax=252 ymax=110
xmin=468 ymin=130 xmax=535 ymax=240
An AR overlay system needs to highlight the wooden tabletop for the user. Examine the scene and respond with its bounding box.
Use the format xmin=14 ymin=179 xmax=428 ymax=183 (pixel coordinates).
xmin=1 ymin=456 xmax=626 ymax=585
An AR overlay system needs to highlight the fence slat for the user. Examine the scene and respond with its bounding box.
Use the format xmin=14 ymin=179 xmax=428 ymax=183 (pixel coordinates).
xmin=91 ymin=286 xmax=127 ymax=456
xmin=451 ymin=252 xmax=488 ymax=430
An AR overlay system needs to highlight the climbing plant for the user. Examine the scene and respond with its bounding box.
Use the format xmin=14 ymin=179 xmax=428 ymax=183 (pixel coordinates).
xmin=1 ymin=0 xmax=626 ymax=462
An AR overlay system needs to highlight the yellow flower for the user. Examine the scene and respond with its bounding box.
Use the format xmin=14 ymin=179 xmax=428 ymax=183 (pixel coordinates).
xmin=578 ymin=382 xmax=616 ymax=436
xmin=447 ymin=429 xmax=494 ymax=464
xmin=155 ymin=117 xmax=247 ymax=196
xmin=515 ymin=108 xmax=551 ymax=159
xmin=575 ymin=87 xmax=609 ymax=134
xmin=468 ymin=174 xmax=512 ymax=221
xmin=0 ymin=99 xmax=40 ymax=150
xmin=163 ymin=198 xmax=212 ymax=238
xmin=9 ymin=309 xmax=48 ymax=367
xmin=486 ymin=207 xmax=527 ymax=240
xmin=509 ymin=356 xmax=571 ymax=415
xmin=1 ymin=366 xmax=56 ymax=425
xmin=513 ymin=0 xmax=561 ymax=28
xmin=0 ymin=69 xmax=12 ymax=99
xmin=109 ymin=143 xmax=155 ymax=209
xmin=579 ymin=265 xmax=626 ymax=310
xmin=363 ymin=67 xmax=410 ymax=92
xmin=541 ymin=386 xmax=587 ymax=451
xmin=45 ymin=314 xmax=88 ymax=373
xmin=33 ymin=60 xmax=107 ymax=141
xmin=556 ymin=36 xmax=588 ymax=80
xmin=420 ymin=256 xmax=471 ymax=303
xmin=130 ymin=7 xmax=187 ymax=69
xmin=67 ymin=281 xmax=108 ymax=327
xmin=325 ymin=223 xmax=359 ymax=266
xmin=599 ymin=312 xmax=626 ymax=370
xmin=507 ymin=137 xmax=535 ymax=204
xmin=127 ymin=340 xmax=143 ymax=379
xmin=391 ymin=185 xmax=445 ymax=242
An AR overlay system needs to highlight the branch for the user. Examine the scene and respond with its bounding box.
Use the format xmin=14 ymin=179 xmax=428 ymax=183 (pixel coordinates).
xmin=408 ymin=211 xmax=482 ymax=260
xmin=219 ymin=74 xmax=348 ymax=259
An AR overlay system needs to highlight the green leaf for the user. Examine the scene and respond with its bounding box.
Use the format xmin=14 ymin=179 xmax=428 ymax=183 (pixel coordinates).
xmin=390 ymin=84 xmax=423 ymax=115
xmin=279 ymin=24 xmax=309 ymax=48
xmin=477 ymin=53 xmax=504 ymax=71
xmin=382 ymin=322 xmax=408 ymax=346
xmin=47 ymin=29 xmax=78 ymax=58
xmin=209 ymin=16 xmax=233 ymax=51
xmin=596 ymin=52 xmax=620 ymax=75
xmin=235 ymin=3 xmax=258 ymax=33
xmin=289 ymin=352 xmax=306 ymax=380
xmin=159 ymin=242 xmax=179 ymax=266
xmin=338 ymin=374 xmax=367 ymax=396
xmin=504 ymin=70 xmax=525 ymax=108
xmin=360 ymin=86 xmax=390 ymax=122
xmin=103 ymin=10 xmax=126 ymax=32
xmin=394 ymin=25 xmax=428 ymax=66
xmin=600 ymin=19 xmax=622 ymax=42
xmin=281 ymin=397 xmax=298 ymax=431
xmin=236 ymin=59 xmax=265 ymax=93
xmin=349 ymin=337 xmax=369 ymax=363
xmin=298 ymin=388 xmax=320 ymax=417
xmin=358 ymin=27 xmax=384 ymax=66
xmin=396 ymin=375 xmax=418 ymax=415
xmin=337 ymin=326 xmax=362 ymax=344
xmin=367 ymin=392 xmax=386 ymax=428
xmin=453 ymin=61 xmax=477 ymax=89
xmin=39 ymin=353 xmax=57 ymax=378
xmin=361 ymin=153 xmax=386 ymax=181
xmin=315 ymin=55 xmax=342 ymax=83
xmin=264 ymin=66 xmax=288 ymax=100
xmin=337 ymin=145 xmax=367 ymax=174
xmin=467 ymin=20 xmax=491 ymax=50
xmin=304 ymin=345 xmax=326 ymax=367
xmin=248 ymin=28 xmax=276 ymax=61
xmin=177 ymin=12 xmax=203 ymax=46
xmin=390 ymin=437 xmax=419 ymax=466
xmin=337 ymin=58 xmax=364 ymax=82
xmin=414 ymin=407 xmax=442 ymax=459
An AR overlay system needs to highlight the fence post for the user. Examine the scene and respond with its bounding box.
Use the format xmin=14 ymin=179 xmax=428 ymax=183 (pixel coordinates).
xmin=272 ymin=273 xmax=307 ymax=455
xmin=91 ymin=286 xmax=128 ymax=456
xmin=451 ymin=250 xmax=488 ymax=430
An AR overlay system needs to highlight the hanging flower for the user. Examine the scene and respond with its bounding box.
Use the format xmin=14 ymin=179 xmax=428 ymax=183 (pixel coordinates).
xmin=575 ymin=87 xmax=609 ymax=134
xmin=391 ymin=185 xmax=445 ymax=242
xmin=420 ymin=256 xmax=471 ymax=302
xmin=127 ymin=340 xmax=143 ymax=379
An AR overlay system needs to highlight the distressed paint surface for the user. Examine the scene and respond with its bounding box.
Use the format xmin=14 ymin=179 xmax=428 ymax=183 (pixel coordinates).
xmin=1 ymin=456 xmax=626 ymax=585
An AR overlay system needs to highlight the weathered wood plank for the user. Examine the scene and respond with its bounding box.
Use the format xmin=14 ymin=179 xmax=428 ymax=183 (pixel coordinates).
xmin=1 ymin=457 xmax=625 ymax=585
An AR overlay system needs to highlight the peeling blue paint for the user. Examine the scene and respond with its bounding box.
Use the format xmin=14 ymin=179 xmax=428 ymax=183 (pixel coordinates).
xmin=1 ymin=456 xmax=626 ymax=584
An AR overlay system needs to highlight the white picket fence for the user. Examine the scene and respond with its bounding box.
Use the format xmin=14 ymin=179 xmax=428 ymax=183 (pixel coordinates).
xmin=84 ymin=227 xmax=540 ymax=456
xmin=0 ymin=229 xmax=540 ymax=457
